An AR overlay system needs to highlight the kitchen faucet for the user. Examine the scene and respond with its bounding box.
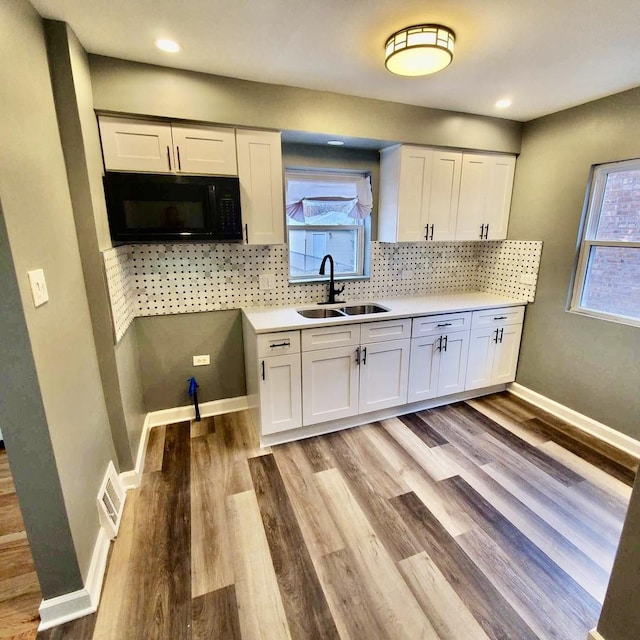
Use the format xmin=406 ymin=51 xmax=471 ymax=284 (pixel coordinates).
xmin=318 ymin=254 xmax=345 ymax=305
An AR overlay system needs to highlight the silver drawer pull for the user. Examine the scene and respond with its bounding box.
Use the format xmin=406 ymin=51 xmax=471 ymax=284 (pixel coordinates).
xmin=270 ymin=341 xmax=291 ymax=348
xmin=493 ymin=316 xmax=507 ymax=320
xmin=436 ymin=323 xmax=452 ymax=327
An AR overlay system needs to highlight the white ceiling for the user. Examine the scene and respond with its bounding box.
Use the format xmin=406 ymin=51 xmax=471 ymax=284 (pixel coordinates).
xmin=32 ymin=0 xmax=640 ymax=122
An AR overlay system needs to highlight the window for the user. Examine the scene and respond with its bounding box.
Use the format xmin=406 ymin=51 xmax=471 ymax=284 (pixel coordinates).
xmin=286 ymin=170 xmax=372 ymax=281
xmin=570 ymin=158 xmax=640 ymax=326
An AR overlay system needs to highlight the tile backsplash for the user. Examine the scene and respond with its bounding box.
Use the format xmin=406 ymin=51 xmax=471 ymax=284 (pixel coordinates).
xmin=103 ymin=240 xmax=542 ymax=343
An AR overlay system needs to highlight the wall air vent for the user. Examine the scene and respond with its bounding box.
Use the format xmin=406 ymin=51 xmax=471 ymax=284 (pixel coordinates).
xmin=97 ymin=461 xmax=126 ymax=540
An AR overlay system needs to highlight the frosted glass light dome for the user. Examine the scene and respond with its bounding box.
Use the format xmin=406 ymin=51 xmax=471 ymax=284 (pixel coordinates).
xmin=385 ymin=25 xmax=455 ymax=76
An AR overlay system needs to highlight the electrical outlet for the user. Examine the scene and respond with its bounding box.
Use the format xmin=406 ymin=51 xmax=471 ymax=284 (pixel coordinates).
xmin=27 ymin=269 xmax=49 ymax=307
xmin=259 ymin=273 xmax=276 ymax=290
xmin=192 ymin=355 xmax=210 ymax=366
xmin=519 ymin=273 xmax=535 ymax=285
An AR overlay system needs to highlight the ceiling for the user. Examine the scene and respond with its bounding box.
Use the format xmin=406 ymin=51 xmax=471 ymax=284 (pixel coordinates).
xmin=31 ymin=0 xmax=640 ymax=122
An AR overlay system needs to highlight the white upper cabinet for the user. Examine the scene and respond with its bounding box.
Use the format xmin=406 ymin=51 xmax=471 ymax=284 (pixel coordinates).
xmin=170 ymin=124 xmax=237 ymax=175
xmin=98 ymin=116 xmax=175 ymax=173
xmin=236 ymin=129 xmax=285 ymax=245
xmin=98 ymin=116 xmax=237 ymax=176
xmin=379 ymin=145 xmax=462 ymax=242
xmin=379 ymin=145 xmax=515 ymax=243
xmin=456 ymin=153 xmax=516 ymax=240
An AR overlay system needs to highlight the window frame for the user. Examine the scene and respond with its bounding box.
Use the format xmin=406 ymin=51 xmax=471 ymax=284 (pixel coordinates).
xmin=285 ymin=169 xmax=371 ymax=283
xmin=569 ymin=158 xmax=640 ymax=327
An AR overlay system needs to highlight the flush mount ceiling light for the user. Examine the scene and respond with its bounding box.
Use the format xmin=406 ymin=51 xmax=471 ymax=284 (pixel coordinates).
xmin=155 ymin=38 xmax=181 ymax=53
xmin=385 ymin=24 xmax=455 ymax=76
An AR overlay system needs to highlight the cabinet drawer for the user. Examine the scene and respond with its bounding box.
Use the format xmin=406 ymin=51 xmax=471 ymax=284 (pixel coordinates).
xmin=412 ymin=312 xmax=472 ymax=337
xmin=302 ymin=324 xmax=361 ymax=352
xmin=360 ymin=318 xmax=412 ymax=343
xmin=472 ymin=306 xmax=525 ymax=329
xmin=257 ymin=331 xmax=300 ymax=357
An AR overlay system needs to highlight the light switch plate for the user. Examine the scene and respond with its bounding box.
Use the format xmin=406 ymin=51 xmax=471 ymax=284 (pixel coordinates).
xmin=27 ymin=269 xmax=49 ymax=307
xmin=259 ymin=273 xmax=276 ymax=290
xmin=519 ymin=273 xmax=535 ymax=285
xmin=193 ymin=355 xmax=210 ymax=366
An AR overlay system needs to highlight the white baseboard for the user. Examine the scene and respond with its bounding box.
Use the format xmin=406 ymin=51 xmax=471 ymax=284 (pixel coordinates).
xmin=588 ymin=629 xmax=606 ymax=640
xmin=147 ymin=395 xmax=249 ymax=428
xmin=38 ymin=526 xmax=111 ymax=630
xmin=119 ymin=413 xmax=152 ymax=490
xmin=508 ymin=382 xmax=640 ymax=459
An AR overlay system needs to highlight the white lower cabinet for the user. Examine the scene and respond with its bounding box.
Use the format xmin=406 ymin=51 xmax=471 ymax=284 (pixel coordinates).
xmin=244 ymin=305 xmax=525 ymax=441
xmin=301 ymin=319 xmax=411 ymax=426
xmin=302 ymin=346 xmax=360 ymax=425
xmin=465 ymin=316 xmax=523 ymax=391
xmin=408 ymin=330 xmax=469 ymax=402
xmin=260 ymin=354 xmax=302 ymax=435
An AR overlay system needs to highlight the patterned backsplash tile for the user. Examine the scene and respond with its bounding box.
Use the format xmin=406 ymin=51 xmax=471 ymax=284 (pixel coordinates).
xmin=103 ymin=240 xmax=542 ymax=343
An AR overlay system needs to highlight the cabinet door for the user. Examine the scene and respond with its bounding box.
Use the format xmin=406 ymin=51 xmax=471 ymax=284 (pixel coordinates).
xmin=171 ymin=124 xmax=237 ymax=175
xmin=359 ymin=339 xmax=410 ymax=413
xmin=484 ymin=155 xmax=516 ymax=240
xmin=428 ymin=150 xmax=462 ymax=241
xmin=236 ymin=130 xmax=285 ymax=245
xmin=99 ymin=116 xmax=174 ymax=173
xmin=455 ymin=154 xmax=488 ymax=240
xmin=437 ymin=331 xmax=470 ymax=396
xmin=407 ymin=336 xmax=440 ymax=403
xmin=491 ymin=323 xmax=523 ymax=384
xmin=260 ymin=354 xmax=302 ymax=435
xmin=302 ymin=346 xmax=359 ymax=425
xmin=397 ymin=146 xmax=433 ymax=241
xmin=465 ymin=327 xmax=496 ymax=391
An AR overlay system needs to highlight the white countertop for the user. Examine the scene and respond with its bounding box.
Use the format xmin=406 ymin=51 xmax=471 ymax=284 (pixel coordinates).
xmin=242 ymin=291 xmax=527 ymax=334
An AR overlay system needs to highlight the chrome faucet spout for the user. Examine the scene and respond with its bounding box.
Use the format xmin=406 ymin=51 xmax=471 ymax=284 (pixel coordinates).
xmin=318 ymin=254 xmax=345 ymax=305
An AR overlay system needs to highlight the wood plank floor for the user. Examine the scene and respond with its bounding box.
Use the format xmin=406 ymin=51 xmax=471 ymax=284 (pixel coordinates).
xmin=36 ymin=392 xmax=634 ymax=640
xmin=0 ymin=447 xmax=41 ymax=640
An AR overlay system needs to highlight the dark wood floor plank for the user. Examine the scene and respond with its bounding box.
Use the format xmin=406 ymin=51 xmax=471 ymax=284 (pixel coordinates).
xmin=526 ymin=417 xmax=637 ymax=485
xmin=445 ymin=403 xmax=584 ymax=486
xmin=107 ymin=422 xmax=192 ymax=640
xmin=398 ymin=413 xmax=448 ymax=447
xmin=249 ymin=454 xmax=340 ymax=640
xmin=484 ymin=461 xmax=619 ymax=571
xmin=417 ymin=408 xmax=494 ymax=467
xmin=190 ymin=417 xmax=216 ymax=439
xmin=192 ymin=585 xmax=241 ymax=640
xmin=390 ymin=491 xmax=540 ymax=640
xmin=441 ymin=475 xmax=601 ymax=639
xmin=36 ymin=613 xmax=97 ymax=640
xmin=323 ymin=429 xmax=423 ymax=561
xmin=143 ymin=425 xmax=165 ymax=473
xmin=317 ymin=548 xmax=390 ymax=640
xmin=299 ymin=435 xmax=335 ymax=473
xmin=482 ymin=392 xmax=539 ymax=422
xmin=271 ymin=441 xmax=344 ymax=559
xmin=440 ymin=442 xmax=611 ymax=602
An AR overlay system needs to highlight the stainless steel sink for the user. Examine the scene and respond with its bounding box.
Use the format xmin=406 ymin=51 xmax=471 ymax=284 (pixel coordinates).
xmin=297 ymin=308 xmax=345 ymax=319
xmin=339 ymin=304 xmax=389 ymax=315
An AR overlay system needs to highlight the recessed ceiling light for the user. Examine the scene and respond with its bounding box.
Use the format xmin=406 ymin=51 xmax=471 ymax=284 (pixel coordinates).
xmin=327 ymin=140 xmax=345 ymax=146
xmin=495 ymin=98 xmax=512 ymax=109
xmin=156 ymin=39 xmax=181 ymax=53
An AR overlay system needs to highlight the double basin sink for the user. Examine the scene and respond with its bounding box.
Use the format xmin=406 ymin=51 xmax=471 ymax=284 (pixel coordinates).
xmin=297 ymin=304 xmax=389 ymax=319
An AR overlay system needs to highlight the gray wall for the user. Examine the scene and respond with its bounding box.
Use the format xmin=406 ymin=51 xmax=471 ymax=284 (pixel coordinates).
xmin=135 ymin=310 xmax=245 ymax=411
xmin=45 ymin=20 xmax=146 ymax=468
xmin=0 ymin=0 xmax=117 ymax=589
xmin=0 ymin=200 xmax=83 ymax=598
xmin=509 ymin=87 xmax=640 ymax=439
xmin=88 ymin=55 xmax=522 ymax=155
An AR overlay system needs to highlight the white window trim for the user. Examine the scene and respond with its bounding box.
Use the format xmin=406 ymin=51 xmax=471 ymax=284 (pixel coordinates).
xmin=569 ymin=158 xmax=640 ymax=328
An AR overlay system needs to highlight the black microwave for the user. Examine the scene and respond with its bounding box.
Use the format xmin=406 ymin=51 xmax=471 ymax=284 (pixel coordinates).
xmin=103 ymin=172 xmax=243 ymax=243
